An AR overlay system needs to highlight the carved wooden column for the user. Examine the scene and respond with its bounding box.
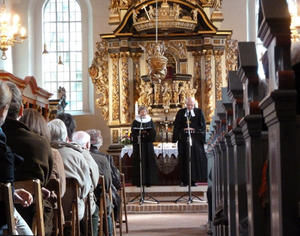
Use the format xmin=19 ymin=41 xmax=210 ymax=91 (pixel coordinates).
xmin=120 ymin=52 xmax=130 ymax=124
xmin=110 ymin=53 xmax=120 ymax=123
xmin=227 ymin=71 xmax=248 ymax=236
xmin=204 ymin=49 xmax=213 ymax=122
xmin=193 ymin=52 xmax=202 ymax=106
xmin=238 ymin=42 xmax=269 ymax=236
xmin=132 ymin=52 xmax=142 ymax=105
xmin=89 ymin=41 xmax=109 ymax=120
xmin=214 ymin=50 xmax=223 ymax=101
xmin=258 ymin=1 xmax=300 ymax=235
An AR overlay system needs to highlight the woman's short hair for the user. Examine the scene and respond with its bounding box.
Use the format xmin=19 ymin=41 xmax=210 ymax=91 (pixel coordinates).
xmin=138 ymin=105 xmax=147 ymax=114
xmin=6 ymin=82 xmax=22 ymax=119
xmin=20 ymin=108 xmax=51 ymax=142
xmin=0 ymin=81 xmax=12 ymax=109
xmin=56 ymin=113 xmax=76 ymax=140
xmin=48 ymin=118 xmax=68 ymax=142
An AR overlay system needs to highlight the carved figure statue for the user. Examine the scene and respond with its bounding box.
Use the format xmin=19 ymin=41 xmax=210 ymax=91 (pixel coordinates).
xmin=174 ymin=4 xmax=181 ymax=20
xmin=192 ymin=8 xmax=198 ymax=21
xmin=178 ymin=83 xmax=187 ymax=106
xmin=154 ymin=83 xmax=161 ymax=105
xmin=133 ymin=9 xmax=138 ymax=23
xmin=213 ymin=0 xmax=223 ymax=10
xmin=145 ymin=82 xmax=153 ymax=106
xmin=148 ymin=5 xmax=155 ymax=19
xmin=111 ymin=0 xmax=119 ymax=8
xmin=172 ymin=82 xmax=179 ymax=104
xmin=162 ymin=82 xmax=172 ymax=107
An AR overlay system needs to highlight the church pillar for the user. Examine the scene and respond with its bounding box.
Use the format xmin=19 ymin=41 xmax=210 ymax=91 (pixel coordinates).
xmin=192 ymin=52 xmax=202 ymax=107
xmin=203 ymin=49 xmax=213 ymax=122
xmin=110 ymin=53 xmax=120 ymax=123
xmin=132 ymin=52 xmax=142 ymax=106
xmin=120 ymin=52 xmax=130 ymax=124
xmin=214 ymin=50 xmax=223 ymax=101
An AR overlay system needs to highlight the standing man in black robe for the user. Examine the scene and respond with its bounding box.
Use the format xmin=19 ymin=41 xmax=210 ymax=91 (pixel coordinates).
xmin=131 ymin=106 xmax=158 ymax=186
xmin=172 ymin=97 xmax=207 ymax=185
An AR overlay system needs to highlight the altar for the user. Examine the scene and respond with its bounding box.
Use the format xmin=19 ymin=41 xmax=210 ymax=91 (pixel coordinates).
xmin=120 ymin=143 xmax=181 ymax=185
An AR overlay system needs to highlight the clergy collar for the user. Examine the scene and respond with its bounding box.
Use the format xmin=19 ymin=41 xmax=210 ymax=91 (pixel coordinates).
xmin=185 ymin=108 xmax=195 ymax=117
xmin=135 ymin=114 xmax=151 ymax=123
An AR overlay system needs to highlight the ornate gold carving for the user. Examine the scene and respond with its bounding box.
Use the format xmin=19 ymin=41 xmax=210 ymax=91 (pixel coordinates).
xmin=120 ymin=52 xmax=130 ymax=123
xmin=193 ymin=52 xmax=202 ymax=106
xmin=204 ymin=50 xmax=213 ymax=122
xmin=138 ymin=81 xmax=153 ymax=107
xmin=89 ymin=41 xmax=109 ymax=120
xmin=166 ymin=41 xmax=187 ymax=59
xmin=161 ymin=81 xmax=172 ymax=108
xmin=142 ymin=42 xmax=168 ymax=82
xmin=110 ymin=53 xmax=120 ymax=121
xmin=214 ymin=50 xmax=223 ymax=101
xmin=133 ymin=1 xmax=198 ymax=32
xmin=212 ymin=0 xmax=223 ymax=10
xmin=154 ymin=83 xmax=161 ymax=105
xmin=132 ymin=53 xmax=142 ymax=104
xmin=225 ymin=39 xmax=238 ymax=73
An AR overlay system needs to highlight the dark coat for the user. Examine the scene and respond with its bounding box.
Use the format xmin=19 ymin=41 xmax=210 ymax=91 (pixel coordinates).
xmin=172 ymin=108 xmax=207 ymax=184
xmin=2 ymin=118 xmax=53 ymax=186
xmin=89 ymin=146 xmax=112 ymax=192
xmin=131 ymin=119 xmax=158 ymax=186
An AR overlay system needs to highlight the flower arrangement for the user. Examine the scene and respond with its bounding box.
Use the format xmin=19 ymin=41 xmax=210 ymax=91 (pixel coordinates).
xmin=119 ymin=132 xmax=132 ymax=145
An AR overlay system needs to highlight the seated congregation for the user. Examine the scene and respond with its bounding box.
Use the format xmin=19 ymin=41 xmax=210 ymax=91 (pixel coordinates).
xmin=0 ymin=81 xmax=123 ymax=236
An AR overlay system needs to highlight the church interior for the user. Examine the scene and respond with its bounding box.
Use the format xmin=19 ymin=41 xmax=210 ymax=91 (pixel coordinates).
xmin=0 ymin=0 xmax=299 ymax=235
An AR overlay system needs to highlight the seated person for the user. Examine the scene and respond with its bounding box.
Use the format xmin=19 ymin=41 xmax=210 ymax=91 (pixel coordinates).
xmin=72 ymin=131 xmax=100 ymax=236
xmin=48 ymin=119 xmax=91 ymax=222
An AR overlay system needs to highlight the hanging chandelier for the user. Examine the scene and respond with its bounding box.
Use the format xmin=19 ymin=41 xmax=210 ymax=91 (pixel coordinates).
xmin=0 ymin=0 xmax=27 ymax=60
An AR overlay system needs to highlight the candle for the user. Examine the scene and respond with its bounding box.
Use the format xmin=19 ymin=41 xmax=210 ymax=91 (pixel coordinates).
xmin=135 ymin=101 xmax=138 ymax=117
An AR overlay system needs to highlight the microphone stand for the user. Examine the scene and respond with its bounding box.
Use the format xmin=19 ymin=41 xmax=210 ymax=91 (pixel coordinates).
xmin=130 ymin=116 xmax=159 ymax=205
xmin=175 ymin=111 xmax=204 ymax=204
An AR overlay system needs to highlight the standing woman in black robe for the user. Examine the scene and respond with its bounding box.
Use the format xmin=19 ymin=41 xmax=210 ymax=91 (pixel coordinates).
xmin=131 ymin=106 xmax=158 ymax=186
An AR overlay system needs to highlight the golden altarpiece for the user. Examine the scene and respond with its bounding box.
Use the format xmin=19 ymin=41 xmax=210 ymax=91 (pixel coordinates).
xmin=89 ymin=0 xmax=238 ymax=144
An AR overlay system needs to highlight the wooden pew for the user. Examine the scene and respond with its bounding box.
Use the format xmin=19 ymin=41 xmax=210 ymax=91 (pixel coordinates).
xmin=14 ymin=179 xmax=45 ymax=236
xmin=62 ymin=178 xmax=80 ymax=236
xmin=46 ymin=178 xmax=64 ymax=236
xmin=0 ymin=183 xmax=17 ymax=235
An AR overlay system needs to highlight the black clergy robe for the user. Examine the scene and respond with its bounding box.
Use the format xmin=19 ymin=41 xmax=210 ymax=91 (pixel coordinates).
xmin=131 ymin=117 xmax=158 ymax=186
xmin=172 ymin=108 xmax=207 ymax=184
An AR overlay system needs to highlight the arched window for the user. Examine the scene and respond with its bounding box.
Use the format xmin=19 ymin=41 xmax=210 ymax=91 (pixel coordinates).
xmin=43 ymin=0 xmax=83 ymax=111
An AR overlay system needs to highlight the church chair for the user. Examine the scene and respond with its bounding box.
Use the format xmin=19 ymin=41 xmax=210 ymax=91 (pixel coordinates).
xmin=108 ymin=187 xmax=116 ymax=236
xmin=98 ymin=175 xmax=108 ymax=236
xmin=46 ymin=178 xmax=64 ymax=236
xmin=115 ymin=173 xmax=128 ymax=236
xmin=83 ymin=192 xmax=93 ymax=236
xmin=62 ymin=178 xmax=80 ymax=236
xmin=14 ymin=179 xmax=45 ymax=236
xmin=0 ymin=182 xmax=17 ymax=235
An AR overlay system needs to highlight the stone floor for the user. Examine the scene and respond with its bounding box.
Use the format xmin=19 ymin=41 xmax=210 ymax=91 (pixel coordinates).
xmin=120 ymin=213 xmax=209 ymax=236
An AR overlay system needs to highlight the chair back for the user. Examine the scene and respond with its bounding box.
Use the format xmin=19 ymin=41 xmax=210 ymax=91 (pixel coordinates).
xmin=0 ymin=182 xmax=17 ymax=235
xmin=46 ymin=178 xmax=64 ymax=236
xmin=98 ymin=175 xmax=108 ymax=236
xmin=14 ymin=179 xmax=45 ymax=236
xmin=62 ymin=178 xmax=80 ymax=236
